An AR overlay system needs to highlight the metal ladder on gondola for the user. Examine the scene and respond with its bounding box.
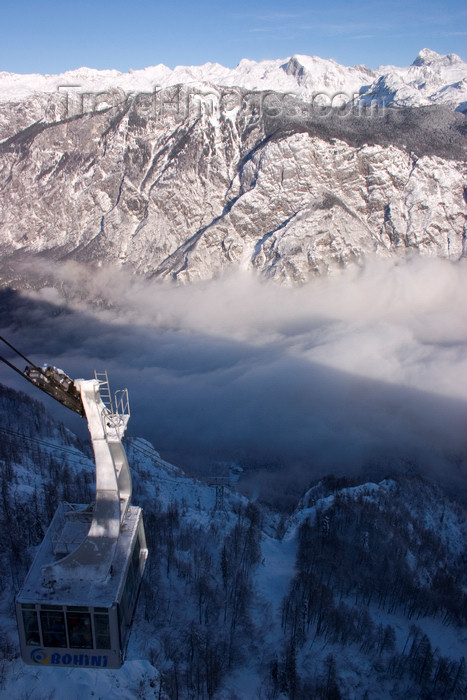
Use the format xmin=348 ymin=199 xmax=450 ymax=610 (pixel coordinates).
xmin=95 ymin=370 xmax=114 ymax=414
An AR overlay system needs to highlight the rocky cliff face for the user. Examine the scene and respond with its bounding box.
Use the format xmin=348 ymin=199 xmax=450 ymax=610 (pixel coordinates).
xmin=0 ymin=52 xmax=466 ymax=285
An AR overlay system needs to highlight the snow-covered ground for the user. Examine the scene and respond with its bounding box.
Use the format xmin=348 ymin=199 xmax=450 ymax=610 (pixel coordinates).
xmin=0 ymin=384 xmax=465 ymax=698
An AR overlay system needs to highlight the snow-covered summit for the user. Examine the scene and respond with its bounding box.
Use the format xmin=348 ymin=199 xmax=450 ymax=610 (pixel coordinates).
xmin=282 ymin=53 xmax=376 ymax=100
xmin=0 ymin=49 xmax=466 ymax=110
xmin=412 ymin=47 xmax=463 ymax=67
xmin=362 ymin=48 xmax=467 ymax=110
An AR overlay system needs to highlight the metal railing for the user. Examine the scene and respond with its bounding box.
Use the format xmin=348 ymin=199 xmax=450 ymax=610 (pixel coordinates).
xmin=95 ymin=371 xmax=130 ymax=440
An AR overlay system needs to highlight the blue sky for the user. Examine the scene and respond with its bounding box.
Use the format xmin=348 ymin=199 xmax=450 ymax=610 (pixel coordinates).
xmin=1 ymin=0 xmax=466 ymax=74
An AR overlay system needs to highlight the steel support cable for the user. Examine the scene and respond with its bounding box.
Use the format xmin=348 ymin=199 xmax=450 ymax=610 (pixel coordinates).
xmin=0 ymin=423 xmax=166 ymax=478
xmin=0 ymin=352 xmax=82 ymax=414
xmin=0 ymin=425 xmax=92 ymax=466
xmin=0 ymin=335 xmax=165 ymax=468
xmin=123 ymin=433 xmax=175 ymax=466
xmin=0 ymin=353 xmax=48 ymax=395
xmin=123 ymin=435 xmax=161 ymax=462
xmin=0 ymin=335 xmax=43 ymax=371
xmin=122 ymin=436 xmax=186 ymax=482
xmin=0 ymin=353 xmax=30 ymax=379
xmin=0 ymin=334 xmax=52 ymax=393
xmin=0 ymin=335 xmax=84 ymax=416
xmin=124 ymin=433 xmax=156 ymax=451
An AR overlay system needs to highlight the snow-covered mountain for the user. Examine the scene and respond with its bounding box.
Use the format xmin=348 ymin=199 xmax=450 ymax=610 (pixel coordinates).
xmin=0 ymin=50 xmax=466 ymax=284
xmin=360 ymin=48 xmax=467 ymax=111
xmin=1 ymin=49 xmax=466 ymax=111
xmin=0 ymin=383 xmax=466 ymax=699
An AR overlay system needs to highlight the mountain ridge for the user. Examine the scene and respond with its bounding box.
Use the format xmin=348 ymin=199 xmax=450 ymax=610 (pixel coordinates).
xmin=1 ymin=48 xmax=466 ymax=111
xmin=0 ymin=47 xmax=465 ymax=285
xmin=0 ymin=93 xmax=465 ymax=284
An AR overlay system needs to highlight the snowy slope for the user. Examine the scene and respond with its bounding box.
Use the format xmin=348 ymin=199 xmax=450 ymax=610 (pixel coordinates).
xmin=0 ymin=383 xmax=466 ymax=698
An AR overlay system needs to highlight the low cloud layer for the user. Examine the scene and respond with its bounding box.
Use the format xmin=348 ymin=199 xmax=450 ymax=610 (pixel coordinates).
xmin=1 ymin=256 xmax=466 ymax=505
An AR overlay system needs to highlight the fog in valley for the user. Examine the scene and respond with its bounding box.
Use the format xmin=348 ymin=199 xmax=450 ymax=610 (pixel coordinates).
xmin=1 ymin=255 xmax=466 ymax=506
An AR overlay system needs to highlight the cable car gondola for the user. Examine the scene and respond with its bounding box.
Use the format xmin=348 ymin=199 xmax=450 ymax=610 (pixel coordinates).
xmin=0 ymin=342 xmax=148 ymax=670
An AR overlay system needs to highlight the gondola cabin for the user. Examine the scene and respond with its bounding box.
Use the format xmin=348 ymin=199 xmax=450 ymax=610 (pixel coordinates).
xmin=14 ymin=373 xmax=148 ymax=669
xmin=16 ymin=503 xmax=147 ymax=668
